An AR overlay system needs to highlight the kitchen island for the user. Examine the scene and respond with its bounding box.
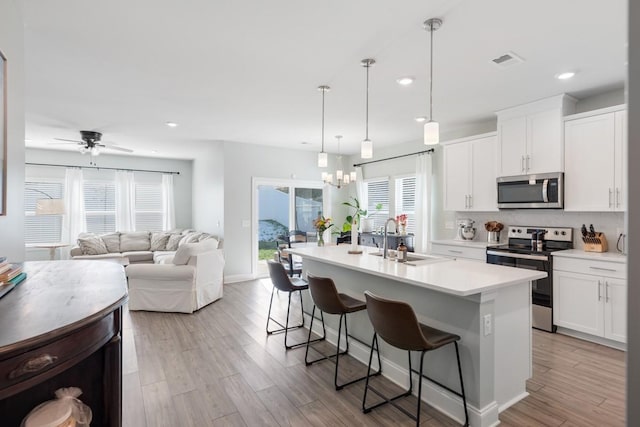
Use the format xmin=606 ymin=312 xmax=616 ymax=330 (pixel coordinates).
xmin=288 ymin=245 xmax=546 ymax=427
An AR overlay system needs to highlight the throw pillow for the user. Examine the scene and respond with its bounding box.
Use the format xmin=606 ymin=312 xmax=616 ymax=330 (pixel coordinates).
xmin=172 ymin=240 xmax=218 ymax=265
xmin=165 ymin=233 xmax=182 ymax=251
xmin=100 ymin=232 xmax=121 ymax=253
xmin=77 ymin=236 xmax=109 ymax=255
xmin=178 ymin=232 xmax=203 ymax=247
xmin=120 ymin=232 xmax=151 ymax=252
xmin=150 ymin=232 xmax=171 ymax=251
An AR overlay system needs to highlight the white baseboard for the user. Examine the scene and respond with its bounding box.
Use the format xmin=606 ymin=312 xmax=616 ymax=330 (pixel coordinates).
xmin=224 ymin=273 xmax=254 ymax=284
xmin=305 ymin=313 xmax=500 ymax=427
xmin=556 ymin=327 xmax=627 ymax=351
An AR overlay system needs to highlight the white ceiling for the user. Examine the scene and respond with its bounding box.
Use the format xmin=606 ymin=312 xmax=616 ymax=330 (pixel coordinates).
xmin=23 ymin=0 xmax=627 ymax=159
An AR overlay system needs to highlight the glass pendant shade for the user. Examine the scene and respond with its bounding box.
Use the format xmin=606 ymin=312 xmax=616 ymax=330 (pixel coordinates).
xmin=350 ymin=171 xmax=357 ymax=182
xmin=321 ymin=171 xmax=328 ymax=181
xmin=424 ymin=121 xmax=439 ymax=145
xmin=361 ymin=138 xmax=373 ymax=159
xmin=343 ymin=175 xmax=350 ymax=184
xmin=318 ymin=151 xmax=328 ymax=167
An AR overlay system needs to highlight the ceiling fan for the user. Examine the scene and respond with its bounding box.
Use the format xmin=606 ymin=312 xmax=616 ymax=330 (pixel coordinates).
xmin=53 ymin=130 xmax=134 ymax=165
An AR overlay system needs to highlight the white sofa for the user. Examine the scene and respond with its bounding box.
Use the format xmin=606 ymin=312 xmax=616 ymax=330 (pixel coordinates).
xmin=126 ymin=239 xmax=225 ymax=313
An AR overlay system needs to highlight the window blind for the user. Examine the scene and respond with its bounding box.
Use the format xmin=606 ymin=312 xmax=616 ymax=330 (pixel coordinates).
xmin=135 ymin=183 xmax=163 ymax=232
xmin=395 ymin=176 xmax=417 ymax=234
xmin=24 ymin=181 xmax=64 ymax=244
xmin=365 ymin=179 xmax=390 ymax=230
xmin=84 ymin=180 xmax=116 ymax=234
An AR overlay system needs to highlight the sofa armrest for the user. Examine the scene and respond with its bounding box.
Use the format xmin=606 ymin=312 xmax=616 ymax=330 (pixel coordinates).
xmin=126 ymin=264 xmax=195 ymax=281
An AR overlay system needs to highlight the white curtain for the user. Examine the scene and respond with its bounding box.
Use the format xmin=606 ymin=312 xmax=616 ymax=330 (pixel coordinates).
xmin=415 ymin=153 xmax=433 ymax=253
xmin=161 ymin=174 xmax=176 ymax=231
xmin=61 ymin=168 xmax=86 ymax=259
xmin=115 ymin=170 xmax=136 ymax=232
xmin=355 ymin=166 xmax=365 ymax=206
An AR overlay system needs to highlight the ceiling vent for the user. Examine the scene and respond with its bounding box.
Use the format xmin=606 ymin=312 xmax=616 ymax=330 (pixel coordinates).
xmin=490 ymin=51 xmax=525 ymax=68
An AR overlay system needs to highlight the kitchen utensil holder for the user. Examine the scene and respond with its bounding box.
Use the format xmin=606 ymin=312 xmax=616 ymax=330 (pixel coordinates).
xmin=582 ymin=232 xmax=608 ymax=252
xmin=487 ymin=231 xmax=500 ymax=244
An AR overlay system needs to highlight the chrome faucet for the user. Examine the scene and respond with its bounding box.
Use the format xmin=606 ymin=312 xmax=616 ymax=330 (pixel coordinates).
xmin=383 ymin=218 xmax=398 ymax=259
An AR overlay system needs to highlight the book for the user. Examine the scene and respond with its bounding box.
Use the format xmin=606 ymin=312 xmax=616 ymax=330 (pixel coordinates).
xmin=0 ymin=272 xmax=27 ymax=299
xmin=0 ymin=264 xmax=23 ymax=282
xmin=0 ymin=263 xmax=10 ymax=274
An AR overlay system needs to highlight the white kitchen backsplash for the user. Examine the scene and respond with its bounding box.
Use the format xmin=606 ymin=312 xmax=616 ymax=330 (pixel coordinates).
xmin=437 ymin=210 xmax=625 ymax=253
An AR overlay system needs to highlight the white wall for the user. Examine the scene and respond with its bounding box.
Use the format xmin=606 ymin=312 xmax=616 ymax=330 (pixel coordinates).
xmin=0 ymin=1 xmax=25 ymax=262
xmin=192 ymin=141 xmax=224 ymax=238
xmin=222 ymin=141 xmax=325 ymax=279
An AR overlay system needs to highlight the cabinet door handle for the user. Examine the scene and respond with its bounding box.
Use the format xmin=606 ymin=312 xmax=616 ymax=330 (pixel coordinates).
xmin=597 ymin=280 xmax=602 ymax=301
xmin=616 ymin=188 xmax=621 ymax=208
xmin=605 ymin=281 xmax=610 ymax=303
xmin=465 ymin=195 xmax=469 ymax=209
xmin=589 ymin=266 xmax=617 ymax=272
xmin=8 ymin=354 xmax=59 ymax=379
xmin=448 ymin=249 xmax=463 ymax=254
xmin=521 ymin=156 xmax=525 ymax=173
xmin=468 ymin=194 xmax=473 ymax=208
xmin=609 ymin=188 xmax=613 ymax=208
xmin=526 ymin=155 xmax=531 ymax=172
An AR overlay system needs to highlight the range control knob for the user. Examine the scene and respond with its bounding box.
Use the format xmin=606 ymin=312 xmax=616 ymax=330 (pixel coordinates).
xmin=517 ymin=229 xmax=522 ymax=233
xmin=561 ymin=231 xmax=566 ymax=236
xmin=554 ymin=231 xmax=559 ymax=236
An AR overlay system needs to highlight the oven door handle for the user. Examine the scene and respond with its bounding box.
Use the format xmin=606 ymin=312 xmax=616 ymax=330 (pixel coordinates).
xmin=542 ymin=179 xmax=549 ymax=203
xmin=486 ymin=250 xmax=549 ymax=261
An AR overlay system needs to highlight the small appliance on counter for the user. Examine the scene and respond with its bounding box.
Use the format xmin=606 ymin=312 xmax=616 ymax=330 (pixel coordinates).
xmin=457 ymin=219 xmax=476 ymax=241
xmin=581 ymin=224 xmax=608 ymax=252
xmin=484 ymin=221 xmax=504 ymax=244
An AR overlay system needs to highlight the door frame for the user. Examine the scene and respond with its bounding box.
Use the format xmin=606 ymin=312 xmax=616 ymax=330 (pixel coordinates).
xmin=251 ymin=177 xmax=328 ymax=278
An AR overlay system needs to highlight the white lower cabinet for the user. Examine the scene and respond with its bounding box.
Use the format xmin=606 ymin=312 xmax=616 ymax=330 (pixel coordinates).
xmin=430 ymin=242 xmax=485 ymax=261
xmin=553 ymin=256 xmax=627 ymax=343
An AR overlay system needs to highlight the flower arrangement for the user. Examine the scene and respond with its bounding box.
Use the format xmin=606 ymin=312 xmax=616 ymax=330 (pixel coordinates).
xmin=313 ymin=215 xmax=334 ymax=233
xmin=395 ymin=214 xmax=408 ymax=226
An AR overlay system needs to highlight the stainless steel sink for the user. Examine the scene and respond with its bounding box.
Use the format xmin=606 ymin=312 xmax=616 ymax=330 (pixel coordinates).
xmin=368 ymin=251 xmax=449 ymax=265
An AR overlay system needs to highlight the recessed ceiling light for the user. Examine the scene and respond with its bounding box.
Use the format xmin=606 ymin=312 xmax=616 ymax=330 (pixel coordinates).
xmin=300 ymin=141 xmax=309 ymax=145
xmin=165 ymin=122 xmax=178 ymax=127
xmin=396 ymin=77 xmax=414 ymax=86
xmin=151 ymin=150 xmax=159 ymax=154
xmin=414 ymin=117 xmax=427 ymax=123
xmin=556 ymin=71 xmax=576 ymax=80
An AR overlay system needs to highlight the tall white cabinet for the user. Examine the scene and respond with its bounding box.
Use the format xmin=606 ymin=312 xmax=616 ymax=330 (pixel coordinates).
xmin=442 ymin=132 xmax=497 ymax=211
xmin=496 ymin=94 xmax=577 ymax=176
xmin=564 ymin=106 xmax=627 ymax=211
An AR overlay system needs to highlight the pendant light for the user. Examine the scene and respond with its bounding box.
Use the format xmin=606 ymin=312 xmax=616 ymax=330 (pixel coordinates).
xmin=361 ymin=58 xmax=375 ymax=159
xmin=317 ymin=85 xmax=330 ymax=167
xmin=423 ymin=18 xmax=442 ymax=145
xmin=322 ymin=135 xmax=356 ymax=188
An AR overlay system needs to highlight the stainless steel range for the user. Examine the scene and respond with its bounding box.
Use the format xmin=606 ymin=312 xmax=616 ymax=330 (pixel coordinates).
xmin=486 ymin=226 xmax=573 ymax=332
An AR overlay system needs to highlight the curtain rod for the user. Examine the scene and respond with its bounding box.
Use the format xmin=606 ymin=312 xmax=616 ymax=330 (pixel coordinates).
xmin=353 ymin=148 xmax=434 ymax=167
xmin=25 ymin=162 xmax=180 ymax=175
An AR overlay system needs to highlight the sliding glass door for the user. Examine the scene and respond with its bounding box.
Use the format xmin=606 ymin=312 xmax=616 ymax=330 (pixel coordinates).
xmin=253 ymin=179 xmax=325 ymax=278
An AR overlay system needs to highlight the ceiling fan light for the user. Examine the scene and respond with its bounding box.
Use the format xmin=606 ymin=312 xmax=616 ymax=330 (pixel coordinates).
xmin=424 ymin=121 xmax=439 ymax=145
xmin=91 ymin=146 xmax=101 ymax=156
xmin=361 ymin=138 xmax=373 ymax=159
xmin=318 ymin=151 xmax=328 ymax=168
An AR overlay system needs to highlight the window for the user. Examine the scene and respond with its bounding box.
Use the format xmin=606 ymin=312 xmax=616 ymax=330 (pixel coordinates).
xmin=364 ymin=179 xmax=390 ymax=230
xmin=294 ymin=187 xmax=323 ymax=234
xmin=24 ymin=180 xmax=64 ymax=244
xmin=364 ymin=175 xmax=417 ymax=233
xmin=135 ymin=182 xmax=163 ymax=232
xmin=84 ymin=180 xmax=116 ymax=234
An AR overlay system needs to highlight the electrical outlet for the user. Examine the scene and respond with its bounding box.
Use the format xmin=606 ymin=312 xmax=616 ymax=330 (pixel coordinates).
xmin=616 ymin=228 xmax=625 ymax=237
xmin=483 ymin=314 xmax=492 ymax=336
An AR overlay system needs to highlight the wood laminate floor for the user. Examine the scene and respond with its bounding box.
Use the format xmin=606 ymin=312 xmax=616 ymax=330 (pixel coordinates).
xmin=122 ymin=279 xmax=625 ymax=426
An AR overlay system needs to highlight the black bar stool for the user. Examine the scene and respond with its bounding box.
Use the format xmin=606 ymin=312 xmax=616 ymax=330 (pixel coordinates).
xmin=304 ymin=274 xmax=381 ymax=390
xmin=362 ymin=291 xmax=469 ymax=426
xmin=266 ymin=260 xmax=325 ymax=349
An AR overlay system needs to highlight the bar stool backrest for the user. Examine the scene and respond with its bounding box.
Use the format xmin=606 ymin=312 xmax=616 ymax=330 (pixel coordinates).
xmin=364 ymin=291 xmax=429 ymax=351
xmin=307 ymin=274 xmax=346 ymax=315
xmin=267 ymin=260 xmax=298 ymax=292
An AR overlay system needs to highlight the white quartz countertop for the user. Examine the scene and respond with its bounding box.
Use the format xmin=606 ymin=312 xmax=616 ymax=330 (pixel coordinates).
xmin=431 ymin=239 xmax=502 ymax=249
xmin=552 ymin=249 xmax=627 ymax=263
xmin=289 ymin=245 xmax=546 ymax=297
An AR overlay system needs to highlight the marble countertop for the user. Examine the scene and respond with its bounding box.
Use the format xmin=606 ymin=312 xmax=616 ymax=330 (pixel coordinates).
xmin=288 ymin=245 xmax=546 ymax=297
xmin=551 ymin=249 xmax=627 ymax=263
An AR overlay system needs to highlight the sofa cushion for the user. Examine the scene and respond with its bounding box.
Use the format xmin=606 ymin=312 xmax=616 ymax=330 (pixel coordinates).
xmin=120 ymin=232 xmax=151 ymax=252
xmin=172 ymin=240 xmax=218 ymax=265
xmin=153 ymin=250 xmax=176 ymax=264
xmin=100 ymin=232 xmax=121 ymax=253
xmin=179 ymin=232 xmax=203 ymax=247
xmin=77 ymin=235 xmax=109 ymax=255
xmin=72 ymin=253 xmax=126 ymax=261
xmin=150 ymin=232 xmax=171 ymax=251
xmin=122 ymin=251 xmax=154 ymax=263
xmin=165 ymin=233 xmax=183 ymax=251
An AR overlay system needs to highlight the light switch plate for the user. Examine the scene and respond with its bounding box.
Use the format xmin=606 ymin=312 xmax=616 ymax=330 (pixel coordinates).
xmin=483 ymin=314 xmax=492 ymax=336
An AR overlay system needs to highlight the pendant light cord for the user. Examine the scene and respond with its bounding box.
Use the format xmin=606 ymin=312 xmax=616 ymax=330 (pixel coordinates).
xmin=365 ymin=63 xmax=370 ymax=140
xmin=321 ymin=89 xmax=325 ymax=152
xmin=429 ymin=24 xmax=434 ymax=122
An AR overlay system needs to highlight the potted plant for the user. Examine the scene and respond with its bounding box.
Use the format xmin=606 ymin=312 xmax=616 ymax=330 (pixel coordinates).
xmin=342 ymin=197 xmax=382 ymax=233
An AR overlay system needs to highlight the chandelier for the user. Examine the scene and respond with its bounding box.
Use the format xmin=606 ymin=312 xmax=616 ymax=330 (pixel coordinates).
xmin=322 ymin=135 xmax=356 ymax=189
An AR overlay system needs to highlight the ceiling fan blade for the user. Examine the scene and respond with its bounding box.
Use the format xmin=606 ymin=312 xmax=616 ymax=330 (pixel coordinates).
xmin=103 ymin=144 xmax=134 ymax=153
xmin=54 ymin=138 xmax=83 ymax=143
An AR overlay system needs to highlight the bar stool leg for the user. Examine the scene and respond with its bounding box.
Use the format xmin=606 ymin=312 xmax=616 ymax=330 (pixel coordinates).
xmin=304 ymin=306 xmax=327 ymax=364
xmin=265 ymin=286 xmax=277 ymax=333
xmin=362 ymin=333 xmax=379 ymax=413
xmin=455 ymin=342 xmax=469 ymax=427
xmin=416 ymin=350 xmax=427 ymax=426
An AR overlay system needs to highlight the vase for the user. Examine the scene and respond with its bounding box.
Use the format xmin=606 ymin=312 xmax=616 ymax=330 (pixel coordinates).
xmin=400 ymin=223 xmax=407 ymax=235
xmin=317 ymin=232 xmax=325 ymax=247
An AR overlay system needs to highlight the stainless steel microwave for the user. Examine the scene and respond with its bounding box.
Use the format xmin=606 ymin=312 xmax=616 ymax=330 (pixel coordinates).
xmin=497 ymin=172 xmax=564 ymax=209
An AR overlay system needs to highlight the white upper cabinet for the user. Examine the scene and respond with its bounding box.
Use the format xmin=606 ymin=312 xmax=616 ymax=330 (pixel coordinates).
xmin=497 ymin=94 xmax=577 ymax=177
xmin=443 ymin=133 xmax=497 ymax=211
xmin=564 ymin=106 xmax=626 ymax=211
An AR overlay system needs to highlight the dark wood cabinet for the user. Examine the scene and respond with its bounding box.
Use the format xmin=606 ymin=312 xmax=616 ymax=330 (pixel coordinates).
xmin=358 ymin=232 xmax=415 ymax=252
xmin=0 ymin=261 xmax=128 ymax=427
